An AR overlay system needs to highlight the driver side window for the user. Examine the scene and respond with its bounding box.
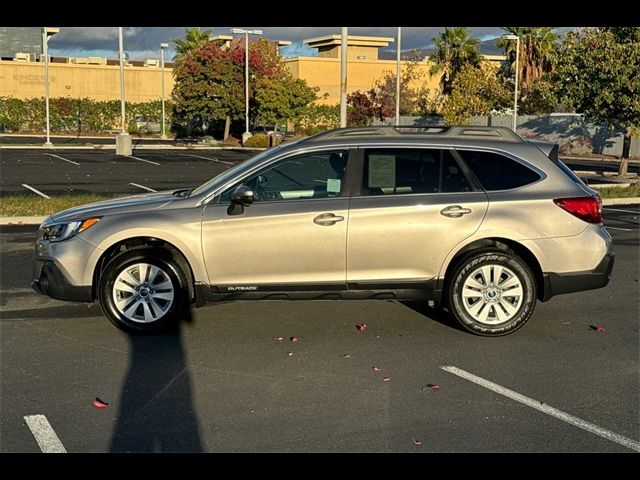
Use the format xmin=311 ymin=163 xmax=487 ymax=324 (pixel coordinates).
xmin=220 ymin=150 xmax=349 ymax=203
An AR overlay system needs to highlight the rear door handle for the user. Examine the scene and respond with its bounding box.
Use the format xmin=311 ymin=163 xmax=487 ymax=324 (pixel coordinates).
xmin=313 ymin=213 xmax=345 ymax=226
xmin=440 ymin=205 xmax=472 ymax=218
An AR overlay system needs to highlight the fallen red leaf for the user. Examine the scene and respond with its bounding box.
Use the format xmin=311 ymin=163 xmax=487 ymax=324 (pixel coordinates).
xmin=412 ymin=438 xmax=422 ymax=446
xmin=382 ymin=377 xmax=390 ymax=383
xmin=590 ymin=325 xmax=606 ymax=332
xmin=422 ymin=384 xmax=440 ymax=392
xmin=290 ymin=336 xmax=299 ymax=344
xmin=356 ymin=323 xmax=367 ymax=332
xmin=93 ymin=397 xmax=109 ymax=408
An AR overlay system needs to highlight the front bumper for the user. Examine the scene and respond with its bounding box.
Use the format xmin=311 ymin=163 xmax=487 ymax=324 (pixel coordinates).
xmin=31 ymin=260 xmax=93 ymax=302
xmin=541 ymin=251 xmax=615 ymax=301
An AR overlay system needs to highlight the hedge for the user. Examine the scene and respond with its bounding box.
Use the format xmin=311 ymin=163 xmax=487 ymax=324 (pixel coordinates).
xmin=0 ymin=97 xmax=173 ymax=135
xmin=243 ymin=134 xmax=271 ymax=148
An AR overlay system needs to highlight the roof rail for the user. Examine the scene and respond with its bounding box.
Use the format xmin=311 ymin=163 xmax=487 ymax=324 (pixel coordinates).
xmin=304 ymin=125 xmax=523 ymax=143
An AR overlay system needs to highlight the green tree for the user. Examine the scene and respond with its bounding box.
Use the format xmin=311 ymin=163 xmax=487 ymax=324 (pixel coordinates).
xmin=497 ymin=27 xmax=557 ymax=95
xmin=554 ymin=27 xmax=640 ymax=176
xmin=173 ymin=27 xmax=211 ymax=63
xmin=429 ymin=27 xmax=480 ymax=95
xmin=441 ymin=63 xmax=511 ymax=125
xmin=172 ymin=38 xmax=317 ymax=140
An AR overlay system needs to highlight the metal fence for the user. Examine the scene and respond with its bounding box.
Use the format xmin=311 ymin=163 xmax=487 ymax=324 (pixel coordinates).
xmin=373 ymin=114 xmax=640 ymax=158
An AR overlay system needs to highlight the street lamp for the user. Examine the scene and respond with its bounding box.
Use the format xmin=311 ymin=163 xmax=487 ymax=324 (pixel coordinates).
xmin=395 ymin=27 xmax=401 ymax=126
xmin=160 ymin=42 xmax=169 ymax=139
xmin=502 ymin=34 xmax=520 ymax=132
xmin=340 ymin=27 xmax=348 ymax=128
xmin=230 ymin=28 xmax=263 ymax=143
xmin=42 ymin=27 xmax=59 ymax=148
xmin=116 ymin=27 xmax=132 ymax=155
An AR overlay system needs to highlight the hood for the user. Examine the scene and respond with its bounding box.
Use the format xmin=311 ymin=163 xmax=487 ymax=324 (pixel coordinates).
xmin=51 ymin=190 xmax=184 ymax=223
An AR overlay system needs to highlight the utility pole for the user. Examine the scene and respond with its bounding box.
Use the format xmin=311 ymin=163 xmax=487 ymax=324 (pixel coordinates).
xmin=116 ymin=27 xmax=132 ymax=155
xmin=340 ymin=27 xmax=348 ymax=128
xmin=395 ymin=27 xmax=401 ymax=125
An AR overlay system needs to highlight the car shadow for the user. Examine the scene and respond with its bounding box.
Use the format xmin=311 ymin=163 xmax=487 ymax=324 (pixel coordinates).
xmin=109 ymin=309 xmax=203 ymax=452
xmin=398 ymin=301 xmax=463 ymax=331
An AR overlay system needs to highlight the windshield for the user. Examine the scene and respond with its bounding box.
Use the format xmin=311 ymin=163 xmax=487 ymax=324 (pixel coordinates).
xmin=190 ymin=145 xmax=288 ymax=197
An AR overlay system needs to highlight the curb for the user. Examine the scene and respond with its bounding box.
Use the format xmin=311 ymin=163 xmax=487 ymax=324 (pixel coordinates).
xmin=2 ymin=199 xmax=639 ymax=225
xmin=602 ymin=197 xmax=640 ymax=206
xmin=0 ymin=216 xmax=46 ymax=226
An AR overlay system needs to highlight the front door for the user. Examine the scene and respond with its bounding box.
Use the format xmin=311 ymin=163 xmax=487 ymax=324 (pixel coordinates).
xmin=346 ymin=147 xmax=488 ymax=284
xmin=201 ymin=149 xmax=351 ymax=288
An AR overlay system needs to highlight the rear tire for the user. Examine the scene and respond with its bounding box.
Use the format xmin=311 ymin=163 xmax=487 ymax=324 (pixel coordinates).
xmin=446 ymin=250 xmax=536 ymax=336
xmin=98 ymin=247 xmax=189 ymax=334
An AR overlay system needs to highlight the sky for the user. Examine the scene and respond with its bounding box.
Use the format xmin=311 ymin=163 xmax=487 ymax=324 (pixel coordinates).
xmin=46 ymin=27 xmax=570 ymax=62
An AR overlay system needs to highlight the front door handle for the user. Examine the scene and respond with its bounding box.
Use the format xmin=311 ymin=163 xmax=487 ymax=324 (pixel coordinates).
xmin=440 ymin=205 xmax=472 ymax=218
xmin=313 ymin=213 xmax=345 ymax=226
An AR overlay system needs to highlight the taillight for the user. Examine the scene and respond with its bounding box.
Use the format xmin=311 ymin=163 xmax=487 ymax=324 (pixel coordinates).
xmin=553 ymin=196 xmax=602 ymax=224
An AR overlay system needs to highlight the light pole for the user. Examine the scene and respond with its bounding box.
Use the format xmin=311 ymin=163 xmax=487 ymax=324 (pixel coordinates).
xmin=503 ymin=34 xmax=520 ymax=132
xmin=395 ymin=27 xmax=401 ymax=125
xmin=160 ymin=42 xmax=169 ymax=139
xmin=340 ymin=27 xmax=348 ymax=128
xmin=231 ymin=28 xmax=263 ymax=144
xmin=116 ymin=27 xmax=132 ymax=155
xmin=42 ymin=27 xmax=58 ymax=147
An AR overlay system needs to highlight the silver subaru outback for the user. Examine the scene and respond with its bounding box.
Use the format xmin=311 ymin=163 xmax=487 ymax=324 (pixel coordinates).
xmin=32 ymin=126 xmax=614 ymax=336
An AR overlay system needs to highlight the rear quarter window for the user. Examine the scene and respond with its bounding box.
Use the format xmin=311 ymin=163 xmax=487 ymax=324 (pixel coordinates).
xmin=458 ymin=150 xmax=541 ymax=191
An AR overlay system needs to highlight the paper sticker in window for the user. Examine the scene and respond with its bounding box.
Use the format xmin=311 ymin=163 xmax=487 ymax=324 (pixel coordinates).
xmin=327 ymin=178 xmax=341 ymax=193
xmin=368 ymin=155 xmax=396 ymax=188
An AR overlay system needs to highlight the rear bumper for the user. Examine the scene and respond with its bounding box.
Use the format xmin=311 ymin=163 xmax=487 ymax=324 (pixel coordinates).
xmin=541 ymin=251 xmax=615 ymax=301
xmin=31 ymin=260 xmax=93 ymax=303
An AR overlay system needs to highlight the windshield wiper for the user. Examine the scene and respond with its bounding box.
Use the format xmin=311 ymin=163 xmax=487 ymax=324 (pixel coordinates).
xmin=173 ymin=188 xmax=193 ymax=198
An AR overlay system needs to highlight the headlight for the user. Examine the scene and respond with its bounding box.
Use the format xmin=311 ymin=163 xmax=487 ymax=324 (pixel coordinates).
xmin=42 ymin=217 xmax=100 ymax=242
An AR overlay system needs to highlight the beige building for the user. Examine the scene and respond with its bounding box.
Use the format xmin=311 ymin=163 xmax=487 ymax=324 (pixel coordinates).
xmin=284 ymin=35 xmax=505 ymax=106
xmin=0 ymin=33 xmax=505 ymax=106
xmin=0 ymin=59 xmax=174 ymax=102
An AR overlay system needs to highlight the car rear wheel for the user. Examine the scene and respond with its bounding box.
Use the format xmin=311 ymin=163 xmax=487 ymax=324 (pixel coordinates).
xmin=98 ymin=248 xmax=189 ymax=333
xmin=447 ymin=250 xmax=536 ymax=336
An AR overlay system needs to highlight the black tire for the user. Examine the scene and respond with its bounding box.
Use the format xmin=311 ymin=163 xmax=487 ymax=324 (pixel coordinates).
xmin=446 ymin=250 xmax=536 ymax=336
xmin=98 ymin=247 xmax=190 ymax=334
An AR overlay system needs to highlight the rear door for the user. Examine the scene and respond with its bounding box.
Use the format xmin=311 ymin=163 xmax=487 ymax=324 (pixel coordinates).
xmin=346 ymin=146 xmax=489 ymax=285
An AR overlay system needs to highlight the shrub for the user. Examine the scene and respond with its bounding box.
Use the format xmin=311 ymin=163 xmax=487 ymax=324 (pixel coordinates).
xmin=243 ymin=134 xmax=270 ymax=148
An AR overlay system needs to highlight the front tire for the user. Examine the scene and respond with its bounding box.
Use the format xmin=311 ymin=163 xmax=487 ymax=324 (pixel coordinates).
xmin=447 ymin=250 xmax=536 ymax=336
xmin=98 ymin=248 xmax=189 ymax=333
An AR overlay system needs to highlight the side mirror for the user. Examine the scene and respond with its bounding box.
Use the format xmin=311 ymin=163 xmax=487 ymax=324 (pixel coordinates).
xmin=227 ymin=185 xmax=254 ymax=216
xmin=231 ymin=185 xmax=254 ymax=206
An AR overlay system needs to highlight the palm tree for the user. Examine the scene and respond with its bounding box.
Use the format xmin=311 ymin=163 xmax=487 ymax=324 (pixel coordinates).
xmin=173 ymin=27 xmax=211 ymax=62
xmin=429 ymin=27 xmax=481 ymax=95
xmin=497 ymin=27 xmax=557 ymax=93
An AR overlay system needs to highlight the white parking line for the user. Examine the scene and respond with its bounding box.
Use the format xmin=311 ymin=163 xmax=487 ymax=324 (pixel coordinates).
xmin=21 ymin=184 xmax=50 ymax=199
xmin=603 ymin=207 xmax=639 ymax=214
xmin=24 ymin=414 xmax=67 ymax=453
xmin=125 ymin=155 xmax=161 ymax=166
xmin=183 ymin=154 xmax=234 ymax=165
xmin=48 ymin=153 xmax=80 ymax=166
xmin=441 ymin=366 xmax=640 ymax=453
xmin=605 ymin=226 xmax=634 ymax=232
xmin=129 ymin=183 xmax=157 ymax=192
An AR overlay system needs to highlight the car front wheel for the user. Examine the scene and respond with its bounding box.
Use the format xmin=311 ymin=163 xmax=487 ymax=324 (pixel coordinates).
xmin=98 ymin=248 xmax=189 ymax=333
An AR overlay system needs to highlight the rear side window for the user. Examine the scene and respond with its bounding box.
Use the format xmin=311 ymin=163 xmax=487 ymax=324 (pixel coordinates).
xmin=362 ymin=148 xmax=472 ymax=196
xmin=458 ymin=150 xmax=541 ymax=191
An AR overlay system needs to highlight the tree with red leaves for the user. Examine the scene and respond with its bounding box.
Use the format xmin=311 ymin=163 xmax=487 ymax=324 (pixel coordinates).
xmin=172 ymin=37 xmax=316 ymax=140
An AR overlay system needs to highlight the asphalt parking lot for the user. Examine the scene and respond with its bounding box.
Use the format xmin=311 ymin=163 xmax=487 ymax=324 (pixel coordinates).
xmin=0 ymin=148 xmax=256 ymax=197
xmin=0 ymin=207 xmax=638 ymax=453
